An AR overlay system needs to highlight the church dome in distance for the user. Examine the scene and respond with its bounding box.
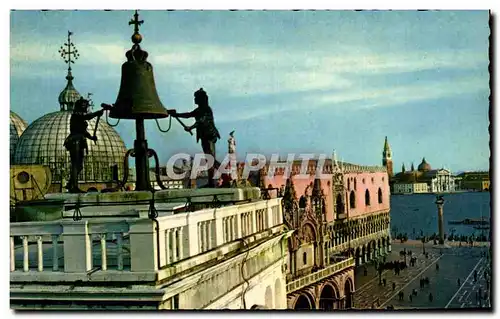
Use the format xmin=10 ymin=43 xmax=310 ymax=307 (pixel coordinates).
xmin=417 ymin=157 xmax=431 ymax=172
xmin=10 ymin=111 xmax=28 ymax=162
xmin=13 ymin=111 xmax=127 ymax=183
xmin=13 ymin=31 xmax=127 ymax=187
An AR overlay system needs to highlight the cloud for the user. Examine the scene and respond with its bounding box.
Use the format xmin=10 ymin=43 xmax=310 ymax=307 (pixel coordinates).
xmin=10 ymin=36 xmax=489 ymax=122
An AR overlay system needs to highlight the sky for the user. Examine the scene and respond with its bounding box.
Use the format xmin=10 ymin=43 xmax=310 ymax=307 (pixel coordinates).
xmin=9 ymin=10 xmax=491 ymax=172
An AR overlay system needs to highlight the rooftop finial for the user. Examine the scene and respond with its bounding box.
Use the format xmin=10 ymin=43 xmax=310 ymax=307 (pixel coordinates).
xmin=58 ymin=31 xmax=80 ymax=81
xmin=57 ymin=31 xmax=81 ymax=111
xmin=129 ymin=10 xmax=144 ymax=44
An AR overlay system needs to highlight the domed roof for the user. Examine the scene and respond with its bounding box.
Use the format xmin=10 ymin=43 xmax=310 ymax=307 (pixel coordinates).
xmin=417 ymin=157 xmax=431 ymax=172
xmin=58 ymin=71 xmax=81 ymax=109
xmin=13 ymin=110 xmax=127 ymax=183
xmin=10 ymin=111 xmax=28 ymax=162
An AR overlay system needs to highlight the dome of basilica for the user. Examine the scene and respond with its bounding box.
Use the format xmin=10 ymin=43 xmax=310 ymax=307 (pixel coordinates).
xmin=14 ymin=110 xmax=127 ymax=184
xmin=13 ymin=35 xmax=127 ymax=188
xmin=417 ymin=157 xmax=431 ymax=172
xmin=10 ymin=111 xmax=28 ymax=163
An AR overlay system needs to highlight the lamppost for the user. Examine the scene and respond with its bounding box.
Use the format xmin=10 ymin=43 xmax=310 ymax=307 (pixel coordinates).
xmin=421 ymin=234 xmax=426 ymax=254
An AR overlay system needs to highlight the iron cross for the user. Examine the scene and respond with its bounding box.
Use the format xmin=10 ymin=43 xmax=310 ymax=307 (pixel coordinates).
xmin=58 ymin=30 xmax=79 ymax=69
xmin=129 ymin=10 xmax=144 ymax=33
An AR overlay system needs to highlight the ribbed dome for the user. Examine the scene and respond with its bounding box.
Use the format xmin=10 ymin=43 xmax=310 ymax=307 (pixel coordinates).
xmin=417 ymin=157 xmax=432 ymax=172
xmin=58 ymin=73 xmax=81 ymax=110
xmin=13 ymin=111 xmax=127 ymax=183
xmin=10 ymin=111 xmax=28 ymax=163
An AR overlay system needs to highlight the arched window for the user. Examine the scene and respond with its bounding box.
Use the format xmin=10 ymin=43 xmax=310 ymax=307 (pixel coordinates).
xmin=347 ymin=179 xmax=350 ymax=190
xmin=303 ymin=252 xmax=307 ymax=265
xmin=354 ymin=179 xmax=357 ymax=190
xmin=378 ymin=188 xmax=383 ymax=204
xmin=365 ymin=189 xmax=371 ymax=206
xmin=336 ymin=194 xmax=344 ymax=216
xmin=349 ymin=191 xmax=356 ymax=209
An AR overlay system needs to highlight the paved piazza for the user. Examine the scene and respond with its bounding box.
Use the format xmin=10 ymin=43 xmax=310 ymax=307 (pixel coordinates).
xmin=354 ymin=241 xmax=491 ymax=309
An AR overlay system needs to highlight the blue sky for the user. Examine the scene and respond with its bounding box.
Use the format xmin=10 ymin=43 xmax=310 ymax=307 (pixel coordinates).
xmin=10 ymin=10 xmax=490 ymax=172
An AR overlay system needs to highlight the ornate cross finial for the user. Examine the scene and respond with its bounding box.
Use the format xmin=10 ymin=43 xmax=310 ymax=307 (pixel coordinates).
xmin=129 ymin=10 xmax=144 ymax=34
xmin=58 ymin=31 xmax=80 ymax=73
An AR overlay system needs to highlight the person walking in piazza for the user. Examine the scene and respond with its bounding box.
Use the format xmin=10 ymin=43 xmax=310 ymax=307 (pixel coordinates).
xmin=170 ymin=88 xmax=221 ymax=187
xmin=64 ymin=97 xmax=107 ymax=193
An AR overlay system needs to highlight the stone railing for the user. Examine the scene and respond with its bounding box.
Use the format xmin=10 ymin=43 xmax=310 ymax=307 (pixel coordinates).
xmin=286 ymin=257 xmax=355 ymax=294
xmin=10 ymin=198 xmax=283 ymax=280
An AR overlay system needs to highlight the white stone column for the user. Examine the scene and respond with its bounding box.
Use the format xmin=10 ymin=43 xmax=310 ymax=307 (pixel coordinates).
xmin=251 ymin=209 xmax=257 ymax=234
xmin=178 ymin=227 xmax=184 ymax=260
xmin=157 ymin=229 xmax=166 ymax=268
xmin=215 ymin=212 xmax=224 ymax=247
xmin=200 ymin=222 xmax=206 ymax=252
xmin=235 ymin=212 xmax=242 ymax=239
xmin=172 ymin=228 xmax=178 ymax=262
xmin=206 ymin=222 xmax=212 ymax=250
xmin=128 ymin=219 xmax=158 ymax=272
xmin=62 ymin=221 xmax=92 ymax=273
xmin=22 ymin=236 xmax=29 ymax=272
xmin=277 ymin=199 xmax=283 ymax=224
xmin=186 ymin=213 xmax=199 ymax=257
xmin=230 ymin=217 xmax=236 ymax=241
xmin=100 ymin=234 xmax=107 ymax=271
xmin=37 ymin=236 xmax=43 ymax=272
xmin=165 ymin=229 xmax=171 ymax=265
xmin=10 ymin=237 xmax=15 ymax=272
xmin=266 ymin=202 xmax=273 ymax=228
xmin=223 ymin=218 xmax=227 ymax=243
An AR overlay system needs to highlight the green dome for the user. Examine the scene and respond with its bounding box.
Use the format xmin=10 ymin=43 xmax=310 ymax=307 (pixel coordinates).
xmin=10 ymin=111 xmax=28 ymax=163
xmin=13 ymin=110 xmax=127 ymax=183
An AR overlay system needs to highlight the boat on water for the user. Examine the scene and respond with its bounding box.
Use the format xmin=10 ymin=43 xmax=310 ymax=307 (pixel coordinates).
xmin=448 ymin=218 xmax=490 ymax=225
xmin=473 ymin=225 xmax=490 ymax=230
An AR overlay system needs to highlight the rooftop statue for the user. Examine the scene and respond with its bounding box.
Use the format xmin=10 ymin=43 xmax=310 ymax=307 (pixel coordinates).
xmin=64 ymin=98 xmax=111 ymax=193
xmin=170 ymin=88 xmax=221 ymax=187
xmin=228 ymin=130 xmax=236 ymax=154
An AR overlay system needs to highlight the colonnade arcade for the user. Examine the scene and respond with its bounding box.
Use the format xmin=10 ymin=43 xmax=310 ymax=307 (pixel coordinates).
xmin=327 ymin=211 xmax=390 ymax=246
xmin=291 ymin=277 xmax=355 ymax=310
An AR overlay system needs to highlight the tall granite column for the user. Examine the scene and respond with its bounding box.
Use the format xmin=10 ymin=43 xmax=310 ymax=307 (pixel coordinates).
xmin=435 ymin=196 xmax=445 ymax=245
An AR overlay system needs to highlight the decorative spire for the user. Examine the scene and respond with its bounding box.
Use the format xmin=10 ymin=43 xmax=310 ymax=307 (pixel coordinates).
xmin=58 ymin=31 xmax=80 ymax=82
xmin=383 ymin=136 xmax=392 ymax=159
xmin=58 ymin=31 xmax=81 ymax=111
xmin=384 ymin=136 xmax=390 ymax=151
xmin=125 ymin=10 xmax=149 ymax=62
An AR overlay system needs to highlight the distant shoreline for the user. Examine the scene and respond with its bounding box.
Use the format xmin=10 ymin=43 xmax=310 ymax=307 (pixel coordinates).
xmin=391 ymin=239 xmax=490 ymax=248
xmin=391 ymin=190 xmax=490 ymax=196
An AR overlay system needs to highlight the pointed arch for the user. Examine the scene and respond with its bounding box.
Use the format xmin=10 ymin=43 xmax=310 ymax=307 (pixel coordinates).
xmin=365 ymin=189 xmax=371 ymax=206
xmin=349 ymin=191 xmax=356 ymax=209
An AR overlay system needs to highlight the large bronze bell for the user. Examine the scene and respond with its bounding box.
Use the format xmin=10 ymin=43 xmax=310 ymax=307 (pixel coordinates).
xmin=109 ymin=58 xmax=169 ymax=120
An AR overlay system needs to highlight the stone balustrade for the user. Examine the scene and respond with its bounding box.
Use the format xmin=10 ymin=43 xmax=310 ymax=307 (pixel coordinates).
xmin=286 ymin=257 xmax=355 ymax=294
xmin=10 ymin=197 xmax=283 ymax=281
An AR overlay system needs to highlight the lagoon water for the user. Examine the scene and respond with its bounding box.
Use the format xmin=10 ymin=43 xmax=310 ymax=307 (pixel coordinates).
xmin=390 ymin=192 xmax=491 ymax=239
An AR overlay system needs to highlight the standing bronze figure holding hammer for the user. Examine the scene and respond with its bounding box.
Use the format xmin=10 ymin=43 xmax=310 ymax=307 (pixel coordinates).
xmin=64 ymin=97 xmax=111 ymax=193
xmin=169 ymin=88 xmax=221 ymax=188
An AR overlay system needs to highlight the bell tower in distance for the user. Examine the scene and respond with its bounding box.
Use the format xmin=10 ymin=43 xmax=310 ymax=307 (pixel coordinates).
xmin=382 ymin=136 xmax=393 ymax=178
